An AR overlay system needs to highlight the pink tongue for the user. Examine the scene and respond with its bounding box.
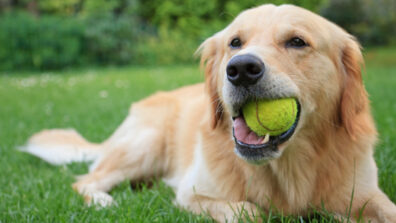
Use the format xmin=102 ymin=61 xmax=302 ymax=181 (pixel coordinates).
xmin=233 ymin=117 xmax=264 ymax=145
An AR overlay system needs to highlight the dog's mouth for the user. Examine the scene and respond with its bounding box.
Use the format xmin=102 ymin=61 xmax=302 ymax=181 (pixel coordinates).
xmin=232 ymin=101 xmax=301 ymax=162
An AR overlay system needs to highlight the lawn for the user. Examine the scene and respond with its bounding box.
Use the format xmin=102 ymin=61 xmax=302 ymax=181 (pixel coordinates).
xmin=1 ymin=48 xmax=395 ymax=222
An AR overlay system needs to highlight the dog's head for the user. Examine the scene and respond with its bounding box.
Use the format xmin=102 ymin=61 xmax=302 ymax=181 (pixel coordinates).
xmin=199 ymin=4 xmax=371 ymax=164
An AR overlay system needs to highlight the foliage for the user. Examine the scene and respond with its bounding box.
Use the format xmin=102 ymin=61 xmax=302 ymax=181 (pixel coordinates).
xmin=321 ymin=0 xmax=396 ymax=45
xmin=38 ymin=0 xmax=80 ymax=15
xmin=0 ymin=12 xmax=142 ymax=70
xmin=0 ymin=12 xmax=84 ymax=70
xmin=83 ymin=14 xmax=140 ymax=65
xmin=0 ymin=0 xmax=394 ymax=70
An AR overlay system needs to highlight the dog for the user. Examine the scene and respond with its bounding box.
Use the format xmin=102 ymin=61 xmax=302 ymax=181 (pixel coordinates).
xmin=23 ymin=4 xmax=396 ymax=222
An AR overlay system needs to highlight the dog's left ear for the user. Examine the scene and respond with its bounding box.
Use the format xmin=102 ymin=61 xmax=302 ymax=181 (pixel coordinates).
xmin=197 ymin=35 xmax=224 ymax=129
xmin=339 ymin=37 xmax=369 ymax=139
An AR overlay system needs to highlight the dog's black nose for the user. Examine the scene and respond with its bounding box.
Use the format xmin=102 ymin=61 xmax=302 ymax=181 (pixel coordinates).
xmin=226 ymin=54 xmax=265 ymax=87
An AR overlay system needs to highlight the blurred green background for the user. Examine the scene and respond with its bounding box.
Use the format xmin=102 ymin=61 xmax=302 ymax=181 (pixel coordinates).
xmin=0 ymin=0 xmax=395 ymax=71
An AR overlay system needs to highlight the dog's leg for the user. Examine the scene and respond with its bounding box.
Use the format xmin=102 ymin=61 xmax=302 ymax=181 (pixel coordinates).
xmin=72 ymin=99 xmax=172 ymax=207
xmin=359 ymin=191 xmax=396 ymax=223
xmin=23 ymin=92 xmax=177 ymax=207
xmin=72 ymin=118 xmax=165 ymax=207
xmin=72 ymin=146 xmax=158 ymax=206
xmin=177 ymin=194 xmax=258 ymax=223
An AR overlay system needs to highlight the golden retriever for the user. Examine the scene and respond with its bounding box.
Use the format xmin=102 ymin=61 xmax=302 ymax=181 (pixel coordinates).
xmin=23 ymin=4 xmax=396 ymax=222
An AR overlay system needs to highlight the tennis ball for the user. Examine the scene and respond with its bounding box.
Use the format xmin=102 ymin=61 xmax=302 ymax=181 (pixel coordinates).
xmin=242 ymin=98 xmax=297 ymax=136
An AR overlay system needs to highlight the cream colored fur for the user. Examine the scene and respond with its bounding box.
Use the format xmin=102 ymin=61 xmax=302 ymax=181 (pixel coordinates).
xmin=23 ymin=4 xmax=396 ymax=223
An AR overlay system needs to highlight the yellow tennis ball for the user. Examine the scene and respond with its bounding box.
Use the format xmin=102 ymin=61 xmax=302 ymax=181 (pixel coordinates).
xmin=242 ymin=98 xmax=298 ymax=136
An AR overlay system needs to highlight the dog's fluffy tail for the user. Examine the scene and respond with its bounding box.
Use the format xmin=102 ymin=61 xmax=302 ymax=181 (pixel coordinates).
xmin=20 ymin=129 xmax=103 ymax=165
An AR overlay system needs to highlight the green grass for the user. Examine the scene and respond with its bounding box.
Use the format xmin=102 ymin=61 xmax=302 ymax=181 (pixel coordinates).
xmin=0 ymin=48 xmax=395 ymax=222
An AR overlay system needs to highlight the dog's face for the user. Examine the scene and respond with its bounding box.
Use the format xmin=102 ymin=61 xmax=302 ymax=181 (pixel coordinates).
xmin=200 ymin=4 xmax=368 ymax=164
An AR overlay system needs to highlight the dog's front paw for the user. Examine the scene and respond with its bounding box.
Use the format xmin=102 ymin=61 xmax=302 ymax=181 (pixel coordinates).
xmin=84 ymin=191 xmax=115 ymax=208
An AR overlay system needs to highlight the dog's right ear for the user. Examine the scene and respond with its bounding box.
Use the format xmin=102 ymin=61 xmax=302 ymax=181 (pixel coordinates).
xmin=196 ymin=35 xmax=224 ymax=129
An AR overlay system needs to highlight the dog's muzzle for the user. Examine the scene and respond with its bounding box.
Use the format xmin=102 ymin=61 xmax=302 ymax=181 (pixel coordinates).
xmin=224 ymin=54 xmax=301 ymax=164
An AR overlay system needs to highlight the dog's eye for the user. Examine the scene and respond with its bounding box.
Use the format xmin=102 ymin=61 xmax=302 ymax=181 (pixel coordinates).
xmin=230 ymin=37 xmax=242 ymax=49
xmin=286 ymin=37 xmax=308 ymax=48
